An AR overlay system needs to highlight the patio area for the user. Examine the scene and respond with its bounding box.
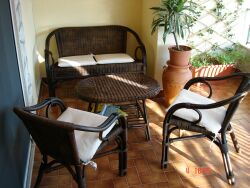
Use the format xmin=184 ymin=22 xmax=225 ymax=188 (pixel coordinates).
xmin=2 ymin=0 xmax=250 ymax=187
xmin=31 ymin=78 xmax=250 ymax=188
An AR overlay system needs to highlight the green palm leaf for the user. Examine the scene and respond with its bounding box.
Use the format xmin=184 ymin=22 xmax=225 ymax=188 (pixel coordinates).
xmin=150 ymin=0 xmax=200 ymax=50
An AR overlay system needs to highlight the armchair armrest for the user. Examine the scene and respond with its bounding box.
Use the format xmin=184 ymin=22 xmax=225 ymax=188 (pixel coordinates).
xmin=71 ymin=113 xmax=127 ymax=141
xmin=165 ymin=92 xmax=247 ymax=123
xmin=23 ymin=97 xmax=66 ymax=118
xmin=184 ymin=73 xmax=250 ymax=98
xmin=184 ymin=78 xmax=213 ymax=98
xmin=184 ymin=73 xmax=250 ymax=89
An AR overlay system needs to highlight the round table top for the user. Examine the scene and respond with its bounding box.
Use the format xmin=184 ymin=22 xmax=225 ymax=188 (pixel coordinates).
xmin=75 ymin=73 xmax=160 ymax=103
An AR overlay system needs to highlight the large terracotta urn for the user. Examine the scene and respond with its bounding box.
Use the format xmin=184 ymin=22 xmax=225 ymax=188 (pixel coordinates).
xmin=163 ymin=61 xmax=192 ymax=106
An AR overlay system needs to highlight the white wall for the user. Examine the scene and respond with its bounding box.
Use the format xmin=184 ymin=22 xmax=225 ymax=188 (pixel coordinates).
xmin=141 ymin=0 xmax=159 ymax=77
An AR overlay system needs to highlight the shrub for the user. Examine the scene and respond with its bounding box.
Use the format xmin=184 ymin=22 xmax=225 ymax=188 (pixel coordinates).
xmin=191 ymin=43 xmax=250 ymax=69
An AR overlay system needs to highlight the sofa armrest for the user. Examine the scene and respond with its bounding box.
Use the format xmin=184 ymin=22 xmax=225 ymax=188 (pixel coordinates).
xmin=125 ymin=26 xmax=147 ymax=72
xmin=135 ymin=46 xmax=146 ymax=69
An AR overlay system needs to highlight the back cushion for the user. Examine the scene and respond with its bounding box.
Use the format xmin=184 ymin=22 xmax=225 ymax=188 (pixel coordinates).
xmin=55 ymin=26 xmax=127 ymax=57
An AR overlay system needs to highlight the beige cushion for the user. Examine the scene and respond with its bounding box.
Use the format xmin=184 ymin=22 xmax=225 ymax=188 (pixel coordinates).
xmin=58 ymin=55 xmax=97 ymax=67
xmin=168 ymin=89 xmax=226 ymax=134
xmin=95 ymin=53 xmax=134 ymax=64
xmin=57 ymin=107 xmax=116 ymax=163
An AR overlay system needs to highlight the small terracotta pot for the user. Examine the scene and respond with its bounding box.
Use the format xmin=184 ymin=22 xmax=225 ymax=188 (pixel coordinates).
xmin=192 ymin=64 xmax=236 ymax=78
xmin=162 ymin=61 xmax=192 ymax=106
xmin=168 ymin=45 xmax=192 ymax=66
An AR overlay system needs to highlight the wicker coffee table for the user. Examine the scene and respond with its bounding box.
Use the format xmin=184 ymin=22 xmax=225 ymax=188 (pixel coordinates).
xmin=75 ymin=73 xmax=160 ymax=140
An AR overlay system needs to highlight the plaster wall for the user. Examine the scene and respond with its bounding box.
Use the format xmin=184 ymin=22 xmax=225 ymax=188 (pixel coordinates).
xmin=141 ymin=0 xmax=159 ymax=77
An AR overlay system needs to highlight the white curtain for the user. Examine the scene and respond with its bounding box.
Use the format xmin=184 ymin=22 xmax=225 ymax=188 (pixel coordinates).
xmin=9 ymin=0 xmax=33 ymax=106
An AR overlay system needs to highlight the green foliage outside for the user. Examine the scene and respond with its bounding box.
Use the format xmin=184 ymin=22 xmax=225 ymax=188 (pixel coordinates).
xmin=191 ymin=44 xmax=250 ymax=70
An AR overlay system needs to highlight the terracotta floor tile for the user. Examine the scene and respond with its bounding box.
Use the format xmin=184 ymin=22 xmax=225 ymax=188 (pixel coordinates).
xmin=57 ymin=175 xmax=72 ymax=185
xmin=40 ymin=175 xmax=58 ymax=186
xmin=157 ymin=181 xmax=185 ymax=188
xmin=85 ymin=166 xmax=99 ymax=180
xmin=165 ymin=171 xmax=184 ymax=187
xmin=113 ymin=177 xmax=128 ymax=188
xmin=109 ymin=159 xmax=134 ymax=171
xmin=126 ymin=167 xmax=141 ymax=186
xmin=128 ymin=141 xmax=153 ymax=151
xmin=97 ymin=169 xmax=117 ymax=181
xmin=134 ymin=158 xmax=151 ymax=175
xmin=127 ymin=150 xmax=144 ymax=160
xmin=130 ymin=183 xmax=158 ymax=188
xmin=87 ymin=180 xmax=114 ymax=188
xmin=139 ymin=172 xmax=167 ymax=184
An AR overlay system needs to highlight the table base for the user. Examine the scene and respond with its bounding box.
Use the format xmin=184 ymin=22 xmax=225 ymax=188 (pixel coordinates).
xmin=88 ymin=99 xmax=151 ymax=141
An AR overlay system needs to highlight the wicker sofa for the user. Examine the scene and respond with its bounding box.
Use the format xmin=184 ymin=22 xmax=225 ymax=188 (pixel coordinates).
xmin=45 ymin=25 xmax=147 ymax=97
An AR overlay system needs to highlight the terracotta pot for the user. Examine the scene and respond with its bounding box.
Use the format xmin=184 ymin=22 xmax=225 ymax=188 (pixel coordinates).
xmin=162 ymin=61 xmax=192 ymax=106
xmin=192 ymin=64 xmax=236 ymax=78
xmin=169 ymin=45 xmax=192 ymax=66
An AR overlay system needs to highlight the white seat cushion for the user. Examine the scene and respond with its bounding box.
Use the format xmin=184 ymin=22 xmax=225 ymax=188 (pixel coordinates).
xmin=95 ymin=53 xmax=134 ymax=64
xmin=58 ymin=55 xmax=97 ymax=67
xmin=168 ymin=89 xmax=227 ymax=134
xmin=57 ymin=107 xmax=116 ymax=163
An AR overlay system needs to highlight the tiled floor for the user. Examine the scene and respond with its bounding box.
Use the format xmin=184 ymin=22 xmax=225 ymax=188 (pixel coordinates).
xmin=31 ymin=78 xmax=250 ymax=188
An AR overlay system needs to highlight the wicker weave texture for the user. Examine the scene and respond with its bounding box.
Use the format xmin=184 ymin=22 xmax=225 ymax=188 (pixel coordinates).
xmin=55 ymin=26 xmax=127 ymax=57
xmin=75 ymin=73 xmax=160 ymax=103
xmin=53 ymin=62 xmax=144 ymax=79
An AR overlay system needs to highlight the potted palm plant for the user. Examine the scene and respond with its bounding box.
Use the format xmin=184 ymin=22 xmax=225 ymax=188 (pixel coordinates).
xmin=151 ymin=0 xmax=200 ymax=66
xmin=151 ymin=0 xmax=200 ymax=105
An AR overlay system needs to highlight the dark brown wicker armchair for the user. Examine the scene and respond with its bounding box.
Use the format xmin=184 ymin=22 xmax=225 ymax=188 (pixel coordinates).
xmin=161 ymin=73 xmax=250 ymax=185
xmin=45 ymin=25 xmax=147 ymax=97
xmin=13 ymin=98 xmax=127 ymax=188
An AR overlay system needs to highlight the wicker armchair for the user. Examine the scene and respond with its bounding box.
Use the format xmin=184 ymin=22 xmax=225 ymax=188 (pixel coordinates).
xmin=13 ymin=98 xmax=127 ymax=188
xmin=45 ymin=25 xmax=147 ymax=97
xmin=161 ymin=73 xmax=250 ymax=185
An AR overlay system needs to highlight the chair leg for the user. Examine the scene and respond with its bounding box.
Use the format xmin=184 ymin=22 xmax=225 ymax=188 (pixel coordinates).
xmin=221 ymin=151 xmax=235 ymax=185
xmin=75 ymin=165 xmax=86 ymax=188
xmin=87 ymin=103 xmax=92 ymax=112
xmin=142 ymin=99 xmax=151 ymax=141
xmin=118 ymin=143 xmax=127 ymax=176
xmin=119 ymin=122 xmax=128 ymax=176
xmin=229 ymin=129 xmax=240 ymax=153
xmin=34 ymin=155 xmax=48 ymax=188
xmin=161 ymin=123 xmax=171 ymax=169
xmin=34 ymin=163 xmax=45 ymax=188
xmin=135 ymin=101 xmax=141 ymax=118
xmin=220 ymin=135 xmax=235 ymax=185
